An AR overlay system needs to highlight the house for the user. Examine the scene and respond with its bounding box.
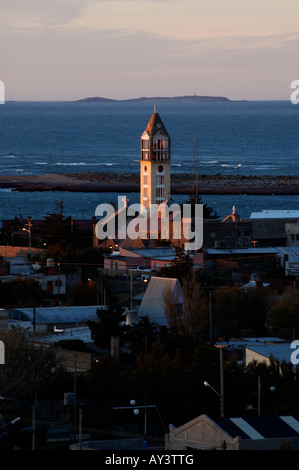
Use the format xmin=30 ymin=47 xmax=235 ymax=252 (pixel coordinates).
xmin=204 ymin=247 xmax=279 ymax=282
xmin=275 ymin=246 xmax=299 ymax=276
xmin=138 ymin=276 xmax=183 ymax=326
xmin=203 ymin=206 xmax=252 ymax=249
xmin=285 ymin=223 xmax=299 ymax=247
xmin=244 ymin=341 xmax=295 ymax=368
xmin=250 ymin=210 xmax=299 ymax=247
xmin=7 ymin=305 xmax=103 ymax=333
xmin=165 ymin=413 xmax=299 ymax=450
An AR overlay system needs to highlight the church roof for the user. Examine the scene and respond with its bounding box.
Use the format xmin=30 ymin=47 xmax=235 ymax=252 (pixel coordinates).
xmin=143 ymin=107 xmax=170 ymax=137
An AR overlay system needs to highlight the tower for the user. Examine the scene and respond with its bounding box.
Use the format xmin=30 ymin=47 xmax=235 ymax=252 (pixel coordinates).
xmin=140 ymin=106 xmax=171 ymax=210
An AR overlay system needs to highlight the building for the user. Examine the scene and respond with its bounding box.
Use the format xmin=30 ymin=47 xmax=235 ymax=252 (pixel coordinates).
xmin=250 ymin=210 xmax=299 ymax=247
xmin=165 ymin=414 xmax=299 ymax=450
xmin=285 ymin=222 xmax=299 ymax=247
xmin=204 ymin=247 xmax=279 ymax=282
xmin=7 ymin=305 xmax=103 ymax=333
xmin=140 ymin=107 xmax=171 ymax=210
xmin=244 ymin=341 xmax=296 ymax=368
xmin=203 ymin=206 xmax=252 ymax=249
xmin=138 ymin=276 xmax=183 ymax=326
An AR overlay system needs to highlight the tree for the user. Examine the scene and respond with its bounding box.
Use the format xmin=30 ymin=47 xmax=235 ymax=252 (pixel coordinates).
xmin=160 ymin=246 xmax=193 ymax=283
xmin=214 ymin=285 xmax=268 ymax=337
xmin=41 ymin=213 xmax=93 ymax=260
xmin=266 ymin=290 xmax=299 ymax=334
xmin=163 ymin=272 xmax=209 ymax=340
xmin=0 ymin=277 xmax=45 ymax=308
xmin=70 ymin=281 xmax=98 ymax=306
xmin=0 ymin=327 xmax=58 ymax=402
xmin=87 ymin=305 xmax=126 ymax=350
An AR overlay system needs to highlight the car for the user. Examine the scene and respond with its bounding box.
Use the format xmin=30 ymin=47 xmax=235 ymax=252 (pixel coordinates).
xmin=136 ymin=265 xmax=151 ymax=272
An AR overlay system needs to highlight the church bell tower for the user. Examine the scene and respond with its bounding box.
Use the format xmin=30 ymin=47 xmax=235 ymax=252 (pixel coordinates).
xmin=140 ymin=106 xmax=171 ymax=210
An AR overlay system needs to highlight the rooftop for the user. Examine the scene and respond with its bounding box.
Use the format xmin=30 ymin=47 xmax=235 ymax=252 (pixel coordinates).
xmin=250 ymin=210 xmax=299 ymax=219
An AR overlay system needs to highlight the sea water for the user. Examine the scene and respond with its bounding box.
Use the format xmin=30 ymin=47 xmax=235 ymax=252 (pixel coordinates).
xmin=0 ymin=100 xmax=298 ymax=220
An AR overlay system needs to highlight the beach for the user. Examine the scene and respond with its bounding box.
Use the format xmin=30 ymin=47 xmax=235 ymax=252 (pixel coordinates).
xmin=0 ymin=172 xmax=299 ymax=195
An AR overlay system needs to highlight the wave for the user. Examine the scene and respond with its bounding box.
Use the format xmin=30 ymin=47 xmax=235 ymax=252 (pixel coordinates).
xmin=221 ymin=163 xmax=242 ymax=168
xmin=34 ymin=162 xmax=116 ymax=167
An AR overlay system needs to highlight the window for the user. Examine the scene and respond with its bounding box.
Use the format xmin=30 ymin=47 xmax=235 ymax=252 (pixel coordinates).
xmin=156 ymin=175 xmax=165 ymax=185
xmin=156 ymin=187 xmax=165 ymax=198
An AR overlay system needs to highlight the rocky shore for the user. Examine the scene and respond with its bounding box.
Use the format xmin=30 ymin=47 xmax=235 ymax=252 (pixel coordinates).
xmin=0 ymin=172 xmax=299 ymax=195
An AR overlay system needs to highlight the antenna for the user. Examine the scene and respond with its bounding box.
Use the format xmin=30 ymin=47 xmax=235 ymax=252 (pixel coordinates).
xmin=154 ymin=104 xmax=157 ymax=113
xmin=193 ymin=137 xmax=199 ymax=203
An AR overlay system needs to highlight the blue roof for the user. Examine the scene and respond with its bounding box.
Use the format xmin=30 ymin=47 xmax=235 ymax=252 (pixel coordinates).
xmin=9 ymin=306 xmax=103 ymax=324
xmin=212 ymin=415 xmax=299 ymax=440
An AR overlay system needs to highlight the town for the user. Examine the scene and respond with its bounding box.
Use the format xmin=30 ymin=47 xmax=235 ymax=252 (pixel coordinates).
xmin=1 ymin=109 xmax=299 ymax=450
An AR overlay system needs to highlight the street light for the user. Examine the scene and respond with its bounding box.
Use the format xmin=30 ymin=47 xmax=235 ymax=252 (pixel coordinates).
xmin=214 ymin=343 xmax=227 ymax=418
xmin=22 ymin=216 xmax=32 ymax=261
xmin=0 ymin=416 xmax=20 ymax=432
xmin=113 ymin=399 xmax=167 ymax=437
xmin=88 ymin=278 xmax=100 ymax=306
xmin=204 ymin=380 xmax=220 ymax=397
xmin=204 ymin=344 xmax=228 ymax=417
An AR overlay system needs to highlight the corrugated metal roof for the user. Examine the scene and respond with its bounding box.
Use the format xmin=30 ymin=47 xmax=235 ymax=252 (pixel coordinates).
xmin=9 ymin=306 xmax=103 ymax=324
xmin=245 ymin=342 xmax=294 ymax=364
xmin=230 ymin=417 xmax=264 ymax=439
xmin=250 ymin=210 xmax=299 ymax=219
xmin=212 ymin=415 xmax=299 ymax=440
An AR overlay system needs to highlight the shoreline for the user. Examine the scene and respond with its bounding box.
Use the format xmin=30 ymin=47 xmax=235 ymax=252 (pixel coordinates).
xmin=0 ymin=172 xmax=299 ymax=195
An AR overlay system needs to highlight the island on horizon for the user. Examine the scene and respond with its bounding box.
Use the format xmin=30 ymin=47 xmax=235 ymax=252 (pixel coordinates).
xmin=75 ymin=95 xmax=242 ymax=103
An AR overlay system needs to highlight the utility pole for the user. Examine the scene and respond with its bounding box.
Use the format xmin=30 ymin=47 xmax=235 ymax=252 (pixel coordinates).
xmin=79 ymin=408 xmax=83 ymax=450
xmin=130 ymin=268 xmax=133 ymax=311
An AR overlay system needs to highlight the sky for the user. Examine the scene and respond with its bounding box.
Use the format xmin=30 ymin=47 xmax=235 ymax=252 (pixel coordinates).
xmin=1 ymin=0 xmax=299 ymax=101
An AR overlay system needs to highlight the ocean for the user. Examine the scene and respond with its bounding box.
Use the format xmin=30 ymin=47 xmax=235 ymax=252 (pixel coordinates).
xmin=0 ymin=99 xmax=299 ymax=221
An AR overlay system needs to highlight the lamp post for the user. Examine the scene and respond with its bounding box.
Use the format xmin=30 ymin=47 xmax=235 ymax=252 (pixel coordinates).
xmin=0 ymin=416 xmax=20 ymax=431
xmin=22 ymin=216 xmax=32 ymax=261
xmin=88 ymin=278 xmax=100 ymax=306
xmin=214 ymin=343 xmax=227 ymax=418
xmin=113 ymin=399 xmax=167 ymax=438
xmin=204 ymin=343 xmax=228 ymax=418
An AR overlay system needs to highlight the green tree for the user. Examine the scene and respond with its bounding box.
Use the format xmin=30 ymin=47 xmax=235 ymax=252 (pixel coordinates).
xmin=70 ymin=280 xmax=98 ymax=306
xmin=214 ymin=285 xmax=268 ymax=337
xmin=87 ymin=305 xmax=126 ymax=350
xmin=266 ymin=290 xmax=299 ymax=334
xmin=0 ymin=277 xmax=45 ymax=308
xmin=160 ymin=246 xmax=193 ymax=282
xmin=0 ymin=327 xmax=58 ymax=401
xmin=163 ymin=272 xmax=209 ymax=340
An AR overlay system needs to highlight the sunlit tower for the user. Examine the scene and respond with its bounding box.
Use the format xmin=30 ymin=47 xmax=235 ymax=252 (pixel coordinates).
xmin=140 ymin=106 xmax=171 ymax=210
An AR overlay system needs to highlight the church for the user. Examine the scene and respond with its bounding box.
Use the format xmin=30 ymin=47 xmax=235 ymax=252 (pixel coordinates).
xmin=93 ymin=108 xmax=203 ymax=253
xmin=140 ymin=105 xmax=171 ymax=210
